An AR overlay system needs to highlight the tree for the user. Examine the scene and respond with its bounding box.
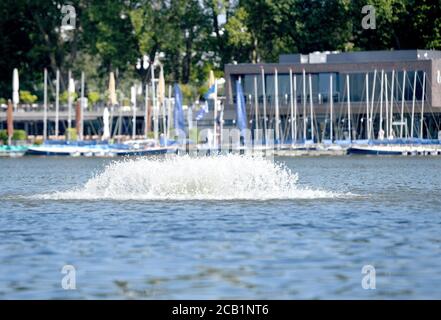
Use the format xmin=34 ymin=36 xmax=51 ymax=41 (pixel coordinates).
xmin=0 ymin=0 xmax=440 ymax=100
xmin=128 ymin=0 xmax=212 ymax=84
xmin=82 ymin=0 xmax=138 ymax=73
xmin=351 ymin=0 xmax=409 ymax=50
xmin=227 ymin=0 xmax=353 ymax=63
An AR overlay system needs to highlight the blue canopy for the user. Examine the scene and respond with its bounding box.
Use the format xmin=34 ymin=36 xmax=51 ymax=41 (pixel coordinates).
xmin=174 ymin=84 xmax=185 ymax=132
xmin=236 ymin=80 xmax=247 ymax=140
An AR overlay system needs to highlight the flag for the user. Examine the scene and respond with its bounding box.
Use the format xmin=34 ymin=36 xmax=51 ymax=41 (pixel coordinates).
xmin=204 ymin=70 xmax=217 ymax=100
xmin=174 ymin=84 xmax=185 ymax=132
xmin=204 ymin=84 xmax=216 ymax=100
xmin=236 ymin=80 xmax=247 ymax=138
xmin=196 ymin=102 xmax=209 ymax=121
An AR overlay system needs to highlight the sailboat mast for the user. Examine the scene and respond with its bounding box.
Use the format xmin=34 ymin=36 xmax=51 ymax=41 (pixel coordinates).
xmin=411 ymin=71 xmax=417 ymax=138
xmin=379 ymin=70 xmax=384 ymax=139
xmin=43 ymin=68 xmax=48 ymax=141
xmin=389 ymin=70 xmax=395 ymax=139
xmin=294 ymin=74 xmax=298 ymax=144
xmin=346 ymin=74 xmax=352 ymax=142
xmin=420 ymin=72 xmax=426 ymax=139
xmin=289 ymin=69 xmax=294 ymax=145
xmin=330 ymin=74 xmax=333 ymax=142
xmin=254 ymin=75 xmax=259 ymax=133
xmin=132 ymin=85 xmax=137 ymax=139
xmin=167 ymin=85 xmax=172 ymax=140
xmin=370 ymin=70 xmax=377 ymax=140
xmin=302 ymin=69 xmax=307 ymax=141
xmin=274 ymin=68 xmax=280 ymax=144
xmin=162 ymin=96 xmax=167 ymax=142
xmin=144 ymin=84 xmax=149 ymax=138
xmin=384 ymin=73 xmax=389 ymax=139
xmin=55 ymin=69 xmax=60 ymax=137
xmin=151 ymin=64 xmax=158 ymax=141
xmin=213 ymin=80 xmax=218 ymax=149
xmin=365 ymin=73 xmax=369 ymax=140
xmin=261 ymin=67 xmax=267 ymax=143
xmin=400 ymin=70 xmax=406 ymax=138
xmin=80 ymin=72 xmax=85 ymax=141
xmin=68 ymin=69 xmax=72 ymax=130
xmin=308 ymin=73 xmax=314 ymax=142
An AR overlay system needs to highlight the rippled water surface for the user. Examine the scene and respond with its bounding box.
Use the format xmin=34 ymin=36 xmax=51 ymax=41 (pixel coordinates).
xmin=0 ymin=156 xmax=440 ymax=299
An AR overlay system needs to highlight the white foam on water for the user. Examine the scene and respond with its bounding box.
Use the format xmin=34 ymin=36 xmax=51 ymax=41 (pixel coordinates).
xmin=35 ymin=155 xmax=351 ymax=201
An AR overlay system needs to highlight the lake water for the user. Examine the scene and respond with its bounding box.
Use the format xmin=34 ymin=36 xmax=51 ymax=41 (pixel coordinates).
xmin=0 ymin=155 xmax=440 ymax=299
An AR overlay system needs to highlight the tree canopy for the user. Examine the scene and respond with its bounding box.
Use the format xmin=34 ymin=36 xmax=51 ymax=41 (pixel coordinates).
xmin=0 ymin=0 xmax=440 ymax=100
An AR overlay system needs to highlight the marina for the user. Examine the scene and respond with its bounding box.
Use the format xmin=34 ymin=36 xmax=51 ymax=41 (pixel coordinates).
xmin=1 ymin=0 xmax=441 ymax=303
xmin=2 ymin=50 xmax=441 ymax=158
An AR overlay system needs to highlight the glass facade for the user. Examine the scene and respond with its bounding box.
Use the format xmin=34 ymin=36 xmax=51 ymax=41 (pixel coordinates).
xmin=229 ymin=70 xmax=437 ymax=142
xmin=231 ymin=71 xmax=426 ymax=106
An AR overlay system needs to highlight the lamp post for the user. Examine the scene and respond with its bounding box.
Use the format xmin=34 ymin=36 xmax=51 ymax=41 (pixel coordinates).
xmin=135 ymin=55 xmax=150 ymax=84
xmin=136 ymin=54 xmax=161 ymax=140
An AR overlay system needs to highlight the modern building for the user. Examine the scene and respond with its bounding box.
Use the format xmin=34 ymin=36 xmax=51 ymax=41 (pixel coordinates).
xmin=224 ymin=50 xmax=441 ymax=142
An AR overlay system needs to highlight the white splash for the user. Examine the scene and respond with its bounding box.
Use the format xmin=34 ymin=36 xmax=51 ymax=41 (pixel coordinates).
xmin=36 ymin=155 xmax=347 ymax=201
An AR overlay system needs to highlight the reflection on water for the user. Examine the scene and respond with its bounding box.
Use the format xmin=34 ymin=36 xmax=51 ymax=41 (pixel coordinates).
xmin=0 ymin=156 xmax=440 ymax=299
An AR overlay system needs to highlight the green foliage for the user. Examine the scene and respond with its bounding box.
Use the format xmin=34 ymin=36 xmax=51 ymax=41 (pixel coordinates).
xmin=65 ymin=128 xmax=77 ymax=141
xmin=147 ymin=131 xmax=155 ymax=139
xmin=60 ymin=91 xmax=78 ymax=104
xmin=19 ymin=90 xmax=38 ymax=104
xmin=188 ymin=127 xmax=200 ymax=143
xmin=0 ymin=129 xmax=28 ymax=143
xmin=0 ymin=0 xmax=440 ymax=100
xmin=122 ymin=98 xmax=130 ymax=107
xmin=180 ymin=84 xmax=199 ymax=105
xmin=88 ymin=91 xmax=101 ymax=105
xmin=0 ymin=98 xmax=6 ymax=104
xmin=0 ymin=130 xmax=7 ymax=144
xmin=13 ymin=129 xmax=27 ymax=141
xmin=225 ymin=7 xmax=252 ymax=48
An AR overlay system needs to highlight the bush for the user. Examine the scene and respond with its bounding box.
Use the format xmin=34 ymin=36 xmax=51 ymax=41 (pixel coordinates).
xmin=65 ymin=128 xmax=77 ymax=141
xmin=60 ymin=91 xmax=78 ymax=104
xmin=0 ymin=129 xmax=27 ymax=143
xmin=0 ymin=130 xmax=7 ymax=144
xmin=88 ymin=91 xmax=101 ymax=106
xmin=189 ymin=127 xmax=199 ymax=143
xmin=13 ymin=129 xmax=27 ymax=141
xmin=146 ymin=132 xmax=155 ymax=139
xmin=122 ymin=98 xmax=130 ymax=107
xmin=19 ymin=91 xmax=38 ymax=104
xmin=180 ymin=84 xmax=198 ymax=105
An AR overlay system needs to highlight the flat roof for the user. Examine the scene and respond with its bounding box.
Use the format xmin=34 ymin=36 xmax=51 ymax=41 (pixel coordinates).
xmin=230 ymin=50 xmax=441 ymax=66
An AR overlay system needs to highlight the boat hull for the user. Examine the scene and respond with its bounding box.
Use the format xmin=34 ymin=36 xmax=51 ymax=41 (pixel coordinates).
xmin=348 ymin=146 xmax=409 ymax=156
xmin=26 ymin=149 xmax=73 ymax=156
xmin=26 ymin=145 xmax=172 ymax=157
xmin=115 ymin=148 xmax=169 ymax=156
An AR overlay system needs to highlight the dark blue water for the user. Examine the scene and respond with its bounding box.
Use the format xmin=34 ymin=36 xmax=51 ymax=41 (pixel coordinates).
xmin=0 ymin=156 xmax=440 ymax=299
